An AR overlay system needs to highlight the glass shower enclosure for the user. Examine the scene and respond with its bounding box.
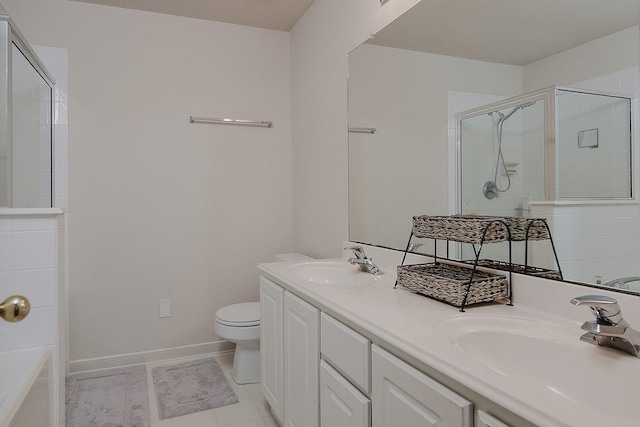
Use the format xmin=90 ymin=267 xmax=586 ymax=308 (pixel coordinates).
xmin=0 ymin=4 xmax=55 ymax=208
xmin=458 ymin=86 xmax=632 ymax=213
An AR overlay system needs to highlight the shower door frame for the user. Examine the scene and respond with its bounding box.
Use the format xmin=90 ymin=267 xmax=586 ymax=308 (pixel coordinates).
xmin=0 ymin=7 xmax=56 ymax=207
xmin=455 ymin=86 xmax=555 ymax=216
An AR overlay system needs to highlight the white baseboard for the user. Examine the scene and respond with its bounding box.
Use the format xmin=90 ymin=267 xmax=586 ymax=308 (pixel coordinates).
xmin=69 ymin=340 xmax=235 ymax=373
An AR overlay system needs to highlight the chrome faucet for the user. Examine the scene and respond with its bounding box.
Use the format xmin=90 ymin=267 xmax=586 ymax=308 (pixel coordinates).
xmin=344 ymin=246 xmax=383 ymax=275
xmin=570 ymin=295 xmax=640 ymax=358
xmin=602 ymin=276 xmax=640 ymax=290
xmin=407 ymin=243 xmax=425 ymax=252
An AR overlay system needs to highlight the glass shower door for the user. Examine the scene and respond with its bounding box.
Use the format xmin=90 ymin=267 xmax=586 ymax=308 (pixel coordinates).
xmin=556 ymin=89 xmax=632 ymax=199
xmin=11 ymin=43 xmax=53 ymax=208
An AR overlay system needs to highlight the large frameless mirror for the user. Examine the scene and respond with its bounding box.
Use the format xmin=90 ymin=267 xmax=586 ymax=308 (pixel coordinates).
xmin=348 ymin=0 xmax=640 ymax=294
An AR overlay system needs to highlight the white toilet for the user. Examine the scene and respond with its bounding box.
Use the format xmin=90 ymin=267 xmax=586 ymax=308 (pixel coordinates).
xmin=215 ymin=302 xmax=261 ymax=384
xmin=215 ymin=253 xmax=314 ymax=384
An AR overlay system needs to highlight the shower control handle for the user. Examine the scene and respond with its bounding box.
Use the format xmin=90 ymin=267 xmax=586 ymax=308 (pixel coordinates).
xmin=0 ymin=295 xmax=31 ymax=322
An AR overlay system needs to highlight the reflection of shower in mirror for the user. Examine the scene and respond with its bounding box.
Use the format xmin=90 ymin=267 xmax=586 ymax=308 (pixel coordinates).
xmin=483 ymin=101 xmax=536 ymax=200
xmin=458 ymin=86 xmax=634 ymax=286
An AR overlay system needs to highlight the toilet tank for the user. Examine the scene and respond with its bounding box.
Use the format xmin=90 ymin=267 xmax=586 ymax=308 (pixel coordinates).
xmin=274 ymin=253 xmax=314 ymax=262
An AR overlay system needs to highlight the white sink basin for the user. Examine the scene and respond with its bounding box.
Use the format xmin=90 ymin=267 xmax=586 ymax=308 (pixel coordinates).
xmin=287 ymin=261 xmax=380 ymax=286
xmin=435 ymin=315 xmax=639 ymax=420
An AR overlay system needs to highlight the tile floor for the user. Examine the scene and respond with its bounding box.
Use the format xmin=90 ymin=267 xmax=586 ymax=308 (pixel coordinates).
xmin=145 ymin=353 xmax=279 ymax=427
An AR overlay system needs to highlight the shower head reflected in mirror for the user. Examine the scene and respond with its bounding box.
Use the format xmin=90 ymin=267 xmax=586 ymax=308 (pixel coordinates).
xmin=484 ymin=100 xmax=537 ymax=199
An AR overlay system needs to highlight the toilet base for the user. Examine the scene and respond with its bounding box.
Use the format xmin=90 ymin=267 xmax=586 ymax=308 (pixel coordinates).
xmin=232 ymin=341 xmax=260 ymax=384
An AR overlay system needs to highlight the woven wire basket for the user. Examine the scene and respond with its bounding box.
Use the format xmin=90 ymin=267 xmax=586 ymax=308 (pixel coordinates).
xmin=499 ymin=217 xmax=550 ymax=241
xmin=412 ymin=215 xmax=549 ymax=243
xmin=397 ymin=263 xmax=508 ymax=307
xmin=412 ymin=215 xmax=510 ymax=244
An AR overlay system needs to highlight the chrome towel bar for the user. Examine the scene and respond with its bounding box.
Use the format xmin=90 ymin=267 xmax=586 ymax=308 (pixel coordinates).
xmin=190 ymin=116 xmax=273 ymax=128
xmin=348 ymin=127 xmax=377 ymax=134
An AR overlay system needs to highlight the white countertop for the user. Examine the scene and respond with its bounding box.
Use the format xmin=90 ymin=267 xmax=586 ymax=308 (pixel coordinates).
xmin=258 ymin=258 xmax=640 ymax=427
xmin=0 ymin=208 xmax=64 ymax=216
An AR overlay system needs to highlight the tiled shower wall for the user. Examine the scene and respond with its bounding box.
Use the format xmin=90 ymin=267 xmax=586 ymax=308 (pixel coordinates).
xmin=531 ymin=202 xmax=640 ymax=288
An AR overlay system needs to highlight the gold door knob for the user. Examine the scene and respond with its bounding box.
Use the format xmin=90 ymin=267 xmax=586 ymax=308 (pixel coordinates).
xmin=0 ymin=295 xmax=30 ymax=322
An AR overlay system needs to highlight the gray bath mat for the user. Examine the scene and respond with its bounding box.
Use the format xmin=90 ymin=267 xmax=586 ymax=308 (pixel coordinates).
xmin=65 ymin=365 xmax=150 ymax=427
xmin=151 ymin=357 xmax=238 ymax=420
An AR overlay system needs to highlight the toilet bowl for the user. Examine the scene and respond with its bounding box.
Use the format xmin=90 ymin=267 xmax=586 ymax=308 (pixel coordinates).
xmin=215 ymin=254 xmax=314 ymax=384
xmin=215 ymin=302 xmax=260 ymax=384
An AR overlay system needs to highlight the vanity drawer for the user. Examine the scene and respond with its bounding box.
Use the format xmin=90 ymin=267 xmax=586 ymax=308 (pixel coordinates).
xmin=321 ymin=313 xmax=371 ymax=394
xmin=475 ymin=410 xmax=510 ymax=427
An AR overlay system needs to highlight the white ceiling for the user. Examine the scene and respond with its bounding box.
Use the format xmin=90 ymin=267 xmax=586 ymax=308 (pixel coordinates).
xmin=70 ymin=0 xmax=638 ymax=64
xmin=71 ymin=0 xmax=316 ymax=31
xmin=368 ymin=0 xmax=640 ymax=66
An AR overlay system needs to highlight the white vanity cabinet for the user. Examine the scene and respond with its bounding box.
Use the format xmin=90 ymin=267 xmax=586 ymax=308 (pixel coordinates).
xmin=260 ymin=274 xmax=510 ymax=427
xmin=260 ymin=276 xmax=319 ymax=427
xmin=259 ymin=277 xmax=285 ymax=423
xmin=372 ymin=345 xmax=473 ymax=427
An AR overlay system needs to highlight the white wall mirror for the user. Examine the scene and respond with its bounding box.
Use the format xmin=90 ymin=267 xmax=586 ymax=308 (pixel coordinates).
xmin=348 ymin=0 xmax=640 ymax=293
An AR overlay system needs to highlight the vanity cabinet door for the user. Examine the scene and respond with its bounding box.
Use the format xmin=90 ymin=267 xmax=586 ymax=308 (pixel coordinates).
xmin=372 ymin=345 xmax=472 ymax=427
xmin=260 ymin=277 xmax=284 ymax=424
xmin=320 ymin=360 xmax=370 ymax=427
xmin=284 ymin=291 xmax=320 ymax=427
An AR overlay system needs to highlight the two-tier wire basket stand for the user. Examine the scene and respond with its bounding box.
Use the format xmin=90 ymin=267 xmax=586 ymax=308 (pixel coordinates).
xmin=395 ymin=215 xmax=562 ymax=311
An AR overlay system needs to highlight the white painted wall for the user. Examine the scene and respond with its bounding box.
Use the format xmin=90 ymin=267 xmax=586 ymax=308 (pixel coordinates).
xmin=523 ymin=26 xmax=639 ymax=92
xmin=290 ymin=0 xmax=421 ymax=258
xmin=2 ymin=0 xmax=293 ymax=361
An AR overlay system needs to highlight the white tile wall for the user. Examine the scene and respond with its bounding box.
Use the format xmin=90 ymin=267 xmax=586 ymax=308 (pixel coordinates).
xmin=534 ymin=202 xmax=640 ymax=285
xmin=0 ymin=213 xmax=65 ymax=427
xmin=13 ymin=269 xmax=57 ymax=307
xmin=0 ymin=216 xmax=63 ymax=343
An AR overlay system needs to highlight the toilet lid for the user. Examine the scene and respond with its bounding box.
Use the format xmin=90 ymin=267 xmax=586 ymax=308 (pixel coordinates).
xmin=216 ymin=302 xmax=260 ymax=327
